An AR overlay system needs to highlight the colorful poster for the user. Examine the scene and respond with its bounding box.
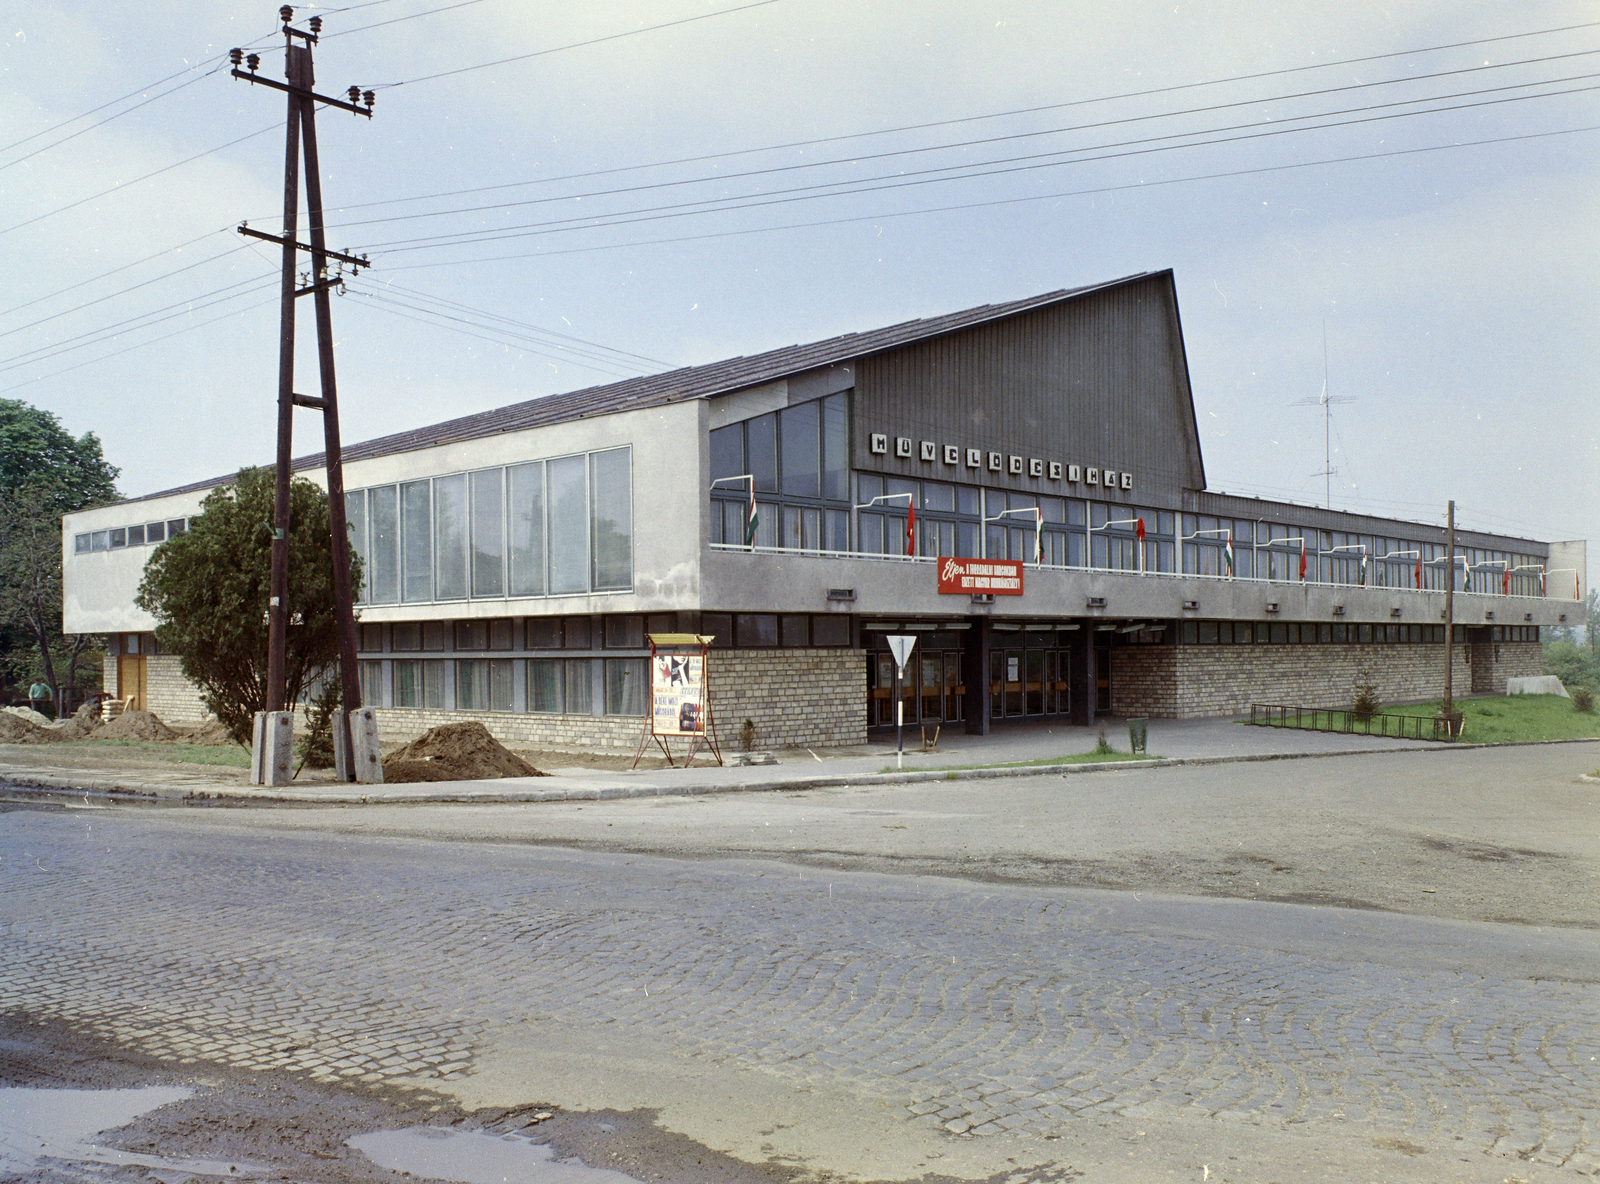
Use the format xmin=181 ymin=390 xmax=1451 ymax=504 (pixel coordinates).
xmin=936 ymin=557 xmax=1024 ymax=595
xmin=651 ymin=654 xmax=705 ymax=736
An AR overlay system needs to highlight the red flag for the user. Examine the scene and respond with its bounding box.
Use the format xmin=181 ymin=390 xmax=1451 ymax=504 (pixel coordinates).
xmin=1502 ymin=566 xmax=1510 ymax=595
xmin=1415 ymin=555 xmax=1422 ymax=589
xmin=906 ymin=503 xmax=916 ymax=556
xmin=1299 ymin=540 xmax=1307 ymax=582
xmin=1135 ymin=517 xmax=1146 ymax=542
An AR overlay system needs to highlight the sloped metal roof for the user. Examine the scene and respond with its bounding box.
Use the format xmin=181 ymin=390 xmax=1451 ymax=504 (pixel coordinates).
xmin=121 ymin=273 xmax=1153 ymax=504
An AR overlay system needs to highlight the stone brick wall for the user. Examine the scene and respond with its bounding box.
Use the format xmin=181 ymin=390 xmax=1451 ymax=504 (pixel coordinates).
xmin=371 ymin=708 xmax=645 ymax=752
xmin=1111 ymin=643 xmax=1487 ymax=718
xmin=372 ymin=648 xmax=866 ymax=753
xmin=144 ymin=653 xmax=212 ymax=723
xmin=1484 ymin=642 xmax=1542 ymax=693
xmin=708 ymin=648 xmax=867 ymax=750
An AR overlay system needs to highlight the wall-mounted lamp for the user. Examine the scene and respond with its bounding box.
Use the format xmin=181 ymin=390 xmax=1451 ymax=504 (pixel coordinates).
xmin=1264 ymin=602 xmax=1280 ymax=613
xmin=1484 ymin=611 xmax=1495 ymax=620
xmin=826 ymin=588 xmax=856 ymax=602
xmin=1182 ymin=600 xmax=1199 ymax=611
xmin=1332 ymin=606 xmax=1345 ymax=616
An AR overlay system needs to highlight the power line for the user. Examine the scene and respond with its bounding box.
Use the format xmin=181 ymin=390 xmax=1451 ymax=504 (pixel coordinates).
xmin=357 ymin=80 xmax=1600 ymax=254
xmin=377 ymin=122 xmax=1600 ymax=271
xmin=0 ymin=274 xmax=278 ymax=373
xmin=318 ymin=19 xmax=1600 ymax=218
xmin=323 ymin=0 xmax=492 ymax=38
xmin=376 ymin=282 xmax=677 ymax=367
xmin=5 ymin=294 xmax=281 ymax=392
xmin=317 ymin=52 xmax=1600 ymax=236
xmin=0 ymin=227 xmax=234 ymax=319
xmin=350 ymin=290 xmax=649 ymax=380
xmin=0 ymin=123 xmax=280 ymax=239
xmin=359 ymin=0 xmax=787 ymax=88
xmin=0 ymin=244 xmax=251 ymax=342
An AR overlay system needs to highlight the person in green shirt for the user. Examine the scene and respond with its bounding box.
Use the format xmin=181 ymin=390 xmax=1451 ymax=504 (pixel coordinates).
xmin=28 ymin=681 xmax=50 ymax=716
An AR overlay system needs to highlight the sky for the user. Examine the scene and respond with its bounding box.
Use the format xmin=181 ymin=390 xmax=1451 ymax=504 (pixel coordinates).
xmin=3 ymin=0 xmax=1596 ymax=584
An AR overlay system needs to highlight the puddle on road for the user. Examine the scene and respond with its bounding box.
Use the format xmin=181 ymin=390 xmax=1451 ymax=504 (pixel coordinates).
xmin=350 ymin=1126 xmax=645 ymax=1184
xmin=0 ymin=1084 xmax=268 ymax=1178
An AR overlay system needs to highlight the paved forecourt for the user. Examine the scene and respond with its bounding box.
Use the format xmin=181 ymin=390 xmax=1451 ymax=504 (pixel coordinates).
xmin=2 ymin=807 xmax=1598 ymax=1178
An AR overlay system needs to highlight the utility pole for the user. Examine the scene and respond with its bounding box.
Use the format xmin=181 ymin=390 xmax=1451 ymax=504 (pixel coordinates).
xmin=232 ymin=6 xmax=378 ymax=784
xmin=1441 ymin=499 xmax=1456 ymax=729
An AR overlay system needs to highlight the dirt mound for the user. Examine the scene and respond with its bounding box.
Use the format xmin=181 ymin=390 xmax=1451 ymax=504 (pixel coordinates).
xmin=179 ymin=719 xmax=240 ymax=746
xmin=92 ymin=710 xmax=180 ymax=742
xmin=56 ymin=716 xmax=97 ymax=739
xmin=0 ymin=712 xmax=62 ymax=743
xmin=2 ymin=706 xmax=53 ymax=726
xmin=382 ymin=721 xmax=544 ymax=783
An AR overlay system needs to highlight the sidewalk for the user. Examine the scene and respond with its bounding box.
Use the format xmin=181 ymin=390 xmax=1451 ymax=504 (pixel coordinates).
xmin=0 ymin=716 xmax=1459 ymax=805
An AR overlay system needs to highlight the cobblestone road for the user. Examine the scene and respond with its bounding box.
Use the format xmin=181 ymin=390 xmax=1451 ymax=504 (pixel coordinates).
xmin=3 ymin=809 xmax=1597 ymax=1174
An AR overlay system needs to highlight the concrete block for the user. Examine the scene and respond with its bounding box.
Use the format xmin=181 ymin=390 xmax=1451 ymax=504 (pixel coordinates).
xmin=1506 ymin=675 xmax=1568 ymax=697
xmin=349 ymin=706 xmax=384 ymax=783
xmin=250 ymin=711 xmax=294 ymax=786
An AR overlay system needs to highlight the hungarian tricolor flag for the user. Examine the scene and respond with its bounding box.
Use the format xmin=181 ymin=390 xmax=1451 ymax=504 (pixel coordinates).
xmin=905 ymin=503 xmax=916 ymax=556
xmin=1358 ymin=548 xmax=1368 ymax=586
xmin=1539 ymin=567 xmax=1546 ymax=596
xmin=744 ymin=482 xmax=759 ymax=546
xmin=1033 ymin=507 xmax=1043 ymax=566
xmin=1415 ymin=555 xmax=1422 ymax=589
xmin=1299 ymin=539 xmax=1307 ymax=582
xmin=1223 ymin=530 xmax=1235 ymax=578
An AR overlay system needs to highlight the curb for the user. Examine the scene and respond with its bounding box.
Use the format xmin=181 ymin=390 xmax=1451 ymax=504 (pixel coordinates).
xmin=4 ymin=733 xmax=1598 ymax=806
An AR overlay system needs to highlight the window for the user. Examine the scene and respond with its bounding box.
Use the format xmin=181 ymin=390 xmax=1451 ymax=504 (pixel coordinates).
xmin=392 ymin=622 xmax=422 ymax=651
xmin=563 ymin=616 xmax=592 ymax=649
xmin=812 ymin=615 xmax=850 ymax=646
xmin=507 ymin=461 xmax=544 ymax=596
xmin=590 ymin=447 xmax=632 ymax=591
xmin=359 ymin=624 xmax=383 ymax=652
xmin=565 ymin=660 xmax=593 ymax=714
xmin=547 ymin=455 xmax=588 ymax=594
xmin=401 ymin=480 xmax=432 ymax=602
xmin=489 ymin=619 xmax=514 ymax=650
xmin=393 ymin=660 xmax=445 ymax=708
xmin=527 ymin=618 xmax=562 ymax=649
xmin=735 ymin=614 xmax=778 ymax=646
xmin=74 ymin=534 xmax=90 ymax=554
xmin=457 ymin=659 xmax=514 ymax=712
xmin=422 ymin=621 xmax=449 ymax=651
xmin=360 ymin=661 xmax=383 ymax=706
xmin=605 ymin=615 xmax=644 ymax=648
xmin=146 ymin=521 xmax=166 ymax=544
xmin=127 ymin=524 xmax=145 ymax=546
xmin=701 ymin=613 xmax=733 ymax=647
xmin=433 ymin=473 xmax=469 ymax=600
xmin=109 ymin=528 xmax=126 ymax=548
xmin=346 ymin=490 xmax=368 ymax=604
xmin=167 ymin=519 xmax=186 ymax=536
xmin=780 ymin=402 xmax=820 ymax=498
xmin=369 ymin=486 xmax=399 ymax=604
xmin=780 ymin=614 xmax=809 ymax=646
xmin=605 ymin=658 xmax=647 ymax=715
xmin=528 ymin=659 xmax=565 ymax=712
xmin=456 ymin=621 xmax=489 ymax=650
xmin=470 ymin=468 xmax=505 ymax=598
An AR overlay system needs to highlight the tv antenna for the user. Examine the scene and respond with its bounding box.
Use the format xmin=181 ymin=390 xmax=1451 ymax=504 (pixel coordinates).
xmin=1290 ymin=320 xmax=1356 ymax=509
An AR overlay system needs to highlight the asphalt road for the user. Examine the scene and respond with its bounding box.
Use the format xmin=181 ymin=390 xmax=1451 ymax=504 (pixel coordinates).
xmin=3 ymin=743 xmax=1599 ymax=1183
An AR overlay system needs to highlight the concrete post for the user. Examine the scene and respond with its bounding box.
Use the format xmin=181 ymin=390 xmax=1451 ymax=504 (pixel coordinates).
xmin=339 ymin=706 xmax=383 ymax=784
xmin=250 ymin=711 xmax=294 ymax=786
xmin=963 ymin=616 xmax=992 ymax=735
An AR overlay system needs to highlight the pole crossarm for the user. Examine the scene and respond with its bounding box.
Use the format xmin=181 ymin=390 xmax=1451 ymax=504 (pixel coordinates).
xmin=238 ymin=224 xmax=369 ymax=269
xmin=1090 ymin=516 xmax=1142 ymax=533
xmin=230 ymin=69 xmax=373 ymax=117
xmin=854 ymin=492 xmax=914 ymax=511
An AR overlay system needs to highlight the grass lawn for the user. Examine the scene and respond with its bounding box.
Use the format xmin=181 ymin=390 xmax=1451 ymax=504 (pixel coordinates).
xmin=1254 ymin=694 xmax=1600 ymax=744
xmin=1382 ymin=695 xmax=1600 ymax=744
xmin=46 ymin=739 xmax=252 ymax=768
xmin=881 ymin=751 xmax=1159 ymax=773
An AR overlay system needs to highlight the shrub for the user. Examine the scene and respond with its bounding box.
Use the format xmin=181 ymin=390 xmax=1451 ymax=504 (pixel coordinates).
xmin=296 ymin=680 xmax=340 ymax=769
xmin=1574 ymin=688 xmax=1595 ymax=714
xmin=1351 ymin=668 xmax=1382 ymax=718
xmin=1093 ymin=724 xmax=1115 ymax=756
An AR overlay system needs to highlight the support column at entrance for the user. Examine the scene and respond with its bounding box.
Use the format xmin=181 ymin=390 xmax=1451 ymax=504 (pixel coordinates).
xmin=1069 ymin=623 xmax=1092 ymax=726
xmin=963 ymin=616 xmax=992 ymax=735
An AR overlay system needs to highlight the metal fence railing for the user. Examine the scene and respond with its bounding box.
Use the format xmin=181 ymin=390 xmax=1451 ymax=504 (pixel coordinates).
xmin=1248 ymin=703 xmax=1460 ymax=741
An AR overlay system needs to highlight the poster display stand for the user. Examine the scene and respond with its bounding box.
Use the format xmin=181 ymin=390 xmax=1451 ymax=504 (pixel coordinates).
xmin=632 ymin=633 xmax=723 ymax=769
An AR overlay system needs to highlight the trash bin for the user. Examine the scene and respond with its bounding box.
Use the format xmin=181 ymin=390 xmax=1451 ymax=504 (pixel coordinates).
xmin=1127 ymin=717 xmax=1148 ymax=755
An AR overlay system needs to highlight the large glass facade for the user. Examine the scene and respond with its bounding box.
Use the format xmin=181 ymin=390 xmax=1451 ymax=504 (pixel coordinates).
xmin=347 ymin=447 xmax=632 ymax=604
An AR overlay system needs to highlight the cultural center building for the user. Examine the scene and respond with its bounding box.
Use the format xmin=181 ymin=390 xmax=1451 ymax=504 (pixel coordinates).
xmin=63 ymin=270 xmax=1585 ymax=751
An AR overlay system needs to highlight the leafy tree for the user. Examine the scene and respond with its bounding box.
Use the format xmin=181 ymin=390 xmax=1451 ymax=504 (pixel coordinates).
xmin=1543 ymin=637 xmax=1599 ymax=692
xmin=0 ymin=399 xmax=120 ymax=709
xmin=135 ymin=467 xmax=361 ymax=743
